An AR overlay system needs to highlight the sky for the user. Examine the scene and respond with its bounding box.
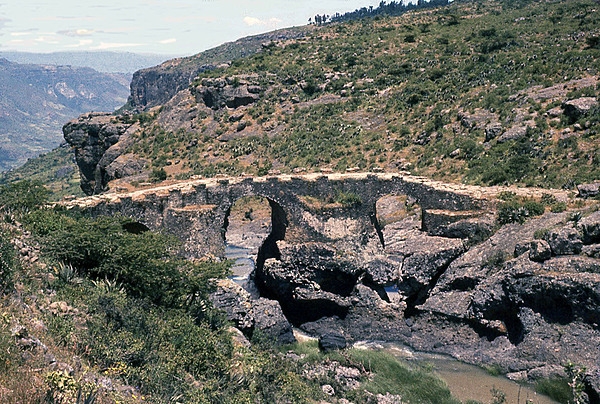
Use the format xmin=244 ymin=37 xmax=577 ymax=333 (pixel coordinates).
xmin=0 ymin=0 xmax=383 ymax=57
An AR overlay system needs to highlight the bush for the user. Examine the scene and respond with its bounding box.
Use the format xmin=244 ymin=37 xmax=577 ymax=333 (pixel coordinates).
xmin=497 ymin=199 xmax=545 ymax=225
xmin=150 ymin=167 xmax=167 ymax=182
xmin=335 ymin=191 xmax=362 ymax=207
xmin=0 ymin=180 xmax=49 ymax=214
xmin=25 ymin=210 xmax=229 ymax=306
xmin=535 ymin=377 xmax=573 ymax=404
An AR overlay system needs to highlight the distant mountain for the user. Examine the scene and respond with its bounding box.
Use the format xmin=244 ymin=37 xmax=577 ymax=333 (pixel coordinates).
xmin=0 ymin=58 xmax=130 ymax=171
xmin=0 ymin=51 xmax=172 ymax=74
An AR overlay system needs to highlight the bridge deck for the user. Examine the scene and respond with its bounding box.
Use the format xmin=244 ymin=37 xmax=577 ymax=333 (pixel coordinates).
xmin=62 ymin=172 xmax=571 ymax=209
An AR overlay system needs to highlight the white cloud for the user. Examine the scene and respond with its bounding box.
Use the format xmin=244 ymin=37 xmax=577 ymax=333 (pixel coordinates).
xmin=57 ymin=29 xmax=95 ymax=37
xmin=10 ymin=31 xmax=35 ymax=37
xmin=159 ymin=38 xmax=176 ymax=44
xmin=243 ymin=16 xmax=282 ymax=27
xmin=243 ymin=16 xmax=261 ymax=26
xmin=34 ymin=35 xmax=60 ymax=44
xmin=91 ymin=41 xmax=144 ymax=50
xmin=65 ymin=39 xmax=93 ymax=48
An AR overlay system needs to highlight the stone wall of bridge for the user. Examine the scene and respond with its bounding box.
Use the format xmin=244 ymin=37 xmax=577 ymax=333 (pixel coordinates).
xmin=69 ymin=173 xmax=491 ymax=258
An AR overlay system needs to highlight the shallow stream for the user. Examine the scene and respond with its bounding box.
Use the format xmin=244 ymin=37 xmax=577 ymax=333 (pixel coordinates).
xmin=225 ymin=244 xmax=255 ymax=284
xmin=356 ymin=341 xmax=559 ymax=404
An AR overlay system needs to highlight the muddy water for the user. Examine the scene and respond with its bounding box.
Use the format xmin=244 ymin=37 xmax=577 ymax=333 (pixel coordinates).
xmin=356 ymin=342 xmax=559 ymax=404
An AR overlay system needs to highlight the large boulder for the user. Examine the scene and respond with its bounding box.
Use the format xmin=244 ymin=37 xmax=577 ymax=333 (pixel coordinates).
xmin=210 ymin=279 xmax=295 ymax=344
xmin=577 ymin=182 xmax=600 ymax=199
xmin=318 ymin=332 xmax=347 ymax=352
xmin=396 ymin=236 xmax=466 ymax=300
xmin=562 ymin=97 xmax=598 ymax=121
xmin=193 ymin=77 xmax=260 ymax=110
xmin=210 ymin=279 xmax=254 ymax=332
xmin=529 ymin=240 xmax=552 ymax=262
xmin=578 ymin=211 xmax=600 ymax=244
xmin=546 ymin=227 xmax=583 ymax=256
xmin=252 ymin=298 xmax=296 ymax=344
xmin=256 ymin=242 xmax=363 ymax=324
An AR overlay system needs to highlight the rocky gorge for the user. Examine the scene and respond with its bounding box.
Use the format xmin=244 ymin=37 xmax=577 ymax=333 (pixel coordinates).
xmin=53 ymin=0 xmax=600 ymax=400
xmin=212 ymin=190 xmax=600 ymax=401
xmin=62 ymin=162 xmax=600 ymax=401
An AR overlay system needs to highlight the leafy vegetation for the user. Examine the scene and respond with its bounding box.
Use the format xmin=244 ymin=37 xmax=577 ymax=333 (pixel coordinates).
xmin=0 ymin=180 xmax=50 ymax=214
xmin=0 ymin=229 xmax=18 ymax=294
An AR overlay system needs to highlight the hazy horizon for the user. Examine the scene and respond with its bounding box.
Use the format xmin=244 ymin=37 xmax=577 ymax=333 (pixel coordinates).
xmin=0 ymin=1 xmax=384 ymax=57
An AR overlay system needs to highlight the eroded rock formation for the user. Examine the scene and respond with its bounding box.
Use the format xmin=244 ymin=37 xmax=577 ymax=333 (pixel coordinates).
xmin=63 ymin=113 xmax=146 ymax=195
xmin=212 ymin=199 xmax=600 ymax=399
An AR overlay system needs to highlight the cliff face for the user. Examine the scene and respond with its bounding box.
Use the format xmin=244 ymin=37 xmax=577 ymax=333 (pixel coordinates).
xmin=127 ymin=27 xmax=308 ymax=110
xmin=62 ymin=113 xmax=144 ymax=195
xmin=128 ymin=61 xmax=212 ymax=110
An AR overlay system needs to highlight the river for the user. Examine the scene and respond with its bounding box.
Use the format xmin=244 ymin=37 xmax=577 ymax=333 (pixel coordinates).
xmin=355 ymin=341 xmax=560 ymax=404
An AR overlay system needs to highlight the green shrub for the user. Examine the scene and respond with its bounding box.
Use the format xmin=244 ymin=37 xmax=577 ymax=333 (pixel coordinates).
xmin=335 ymin=191 xmax=362 ymax=207
xmin=485 ymin=250 xmax=510 ymax=268
xmin=550 ymin=202 xmax=567 ymax=213
xmin=25 ymin=210 xmax=228 ymax=306
xmin=535 ymin=377 xmax=573 ymax=404
xmin=0 ymin=180 xmax=49 ymax=214
xmin=533 ymin=228 xmax=550 ymax=240
xmin=150 ymin=167 xmax=167 ymax=182
xmin=497 ymin=199 xmax=545 ymax=225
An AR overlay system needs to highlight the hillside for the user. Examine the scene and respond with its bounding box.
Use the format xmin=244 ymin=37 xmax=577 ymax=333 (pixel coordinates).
xmin=62 ymin=0 xmax=600 ymax=196
xmin=3 ymin=0 xmax=600 ymax=403
xmin=0 ymin=58 xmax=129 ymax=171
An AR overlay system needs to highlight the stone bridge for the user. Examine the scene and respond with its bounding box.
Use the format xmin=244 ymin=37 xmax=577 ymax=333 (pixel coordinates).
xmin=64 ymin=172 xmax=502 ymax=258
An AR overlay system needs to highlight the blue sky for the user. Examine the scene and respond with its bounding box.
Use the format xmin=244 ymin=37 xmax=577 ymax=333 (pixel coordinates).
xmin=0 ymin=0 xmax=383 ymax=56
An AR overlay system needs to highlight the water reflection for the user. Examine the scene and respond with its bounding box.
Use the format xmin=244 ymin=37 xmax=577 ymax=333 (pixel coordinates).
xmin=354 ymin=342 xmax=559 ymax=404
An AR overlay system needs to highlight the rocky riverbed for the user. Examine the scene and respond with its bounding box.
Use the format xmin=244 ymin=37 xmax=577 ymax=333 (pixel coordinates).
xmin=213 ymin=197 xmax=600 ymax=401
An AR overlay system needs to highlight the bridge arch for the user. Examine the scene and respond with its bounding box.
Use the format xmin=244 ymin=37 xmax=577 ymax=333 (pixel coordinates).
xmin=220 ymin=194 xmax=289 ymax=282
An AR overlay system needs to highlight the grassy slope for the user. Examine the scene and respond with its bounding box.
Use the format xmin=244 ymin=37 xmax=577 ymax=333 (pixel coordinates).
xmin=127 ymin=0 xmax=600 ymax=189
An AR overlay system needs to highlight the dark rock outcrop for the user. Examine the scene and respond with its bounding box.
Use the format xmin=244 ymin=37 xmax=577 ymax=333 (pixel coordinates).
xmin=256 ymin=242 xmax=362 ymax=324
xmin=243 ymin=205 xmax=600 ymax=396
xmin=318 ymin=332 xmax=347 ymax=352
xmin=63 ymin=113 xmax=144 ymax=195
xmin=422 ymin=209 xmax=494 ymax=242
xmin=546 ymin=226 xmax=583 ymax=256
xmin=210 ymin=279 xmax=295 ymax=344
xmin=192 ymin=77 xmax=260 ymax=110
xmin=579 ymin=211 xmax=600 ymax=244
xmin=252 ymin=297 xmax=296 ymax=344
xmin=578 ymin=182 xmax=600 ymax=199
xmin=562 ymin=97 xmax=598 ymax=121
xmin=129 ymin=62 xmax=211 ymax=110
xmin=528 ymin=240 xmax=552 ymax=262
